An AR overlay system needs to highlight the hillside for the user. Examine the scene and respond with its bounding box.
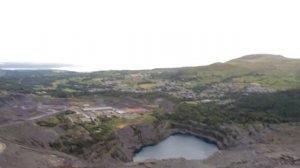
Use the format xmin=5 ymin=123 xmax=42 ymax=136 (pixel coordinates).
xmin=227 ymin=54 xmax=288 ymax=64
xmin=154 ymin=54 xmax=300 ymax=90
xmin=227 ymin=54 xmax=300 ymax=72
xmin=0 ymin=54 xmax=300 ymax=168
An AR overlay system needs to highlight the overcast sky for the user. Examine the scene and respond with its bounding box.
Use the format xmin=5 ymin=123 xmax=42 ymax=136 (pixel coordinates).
xmin=1 ymin=0 xmax=300 ymax=70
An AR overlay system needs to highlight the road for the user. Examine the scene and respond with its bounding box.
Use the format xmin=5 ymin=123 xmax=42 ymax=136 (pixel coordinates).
xmin=0 ymin=108 xmax=66 ymax=128
xmin=28 ymin=109 xmax=64 ymax=120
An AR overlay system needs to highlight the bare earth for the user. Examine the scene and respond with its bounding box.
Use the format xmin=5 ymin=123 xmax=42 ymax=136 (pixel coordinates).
xmin=0 ymin=142 xmax=5 ymax=154
xmin=0 ymin=94 xmax=299 ymax=168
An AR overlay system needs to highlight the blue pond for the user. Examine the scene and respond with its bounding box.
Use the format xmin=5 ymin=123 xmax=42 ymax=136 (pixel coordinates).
xmin=133 ymin=134 xmax=218 ymax=162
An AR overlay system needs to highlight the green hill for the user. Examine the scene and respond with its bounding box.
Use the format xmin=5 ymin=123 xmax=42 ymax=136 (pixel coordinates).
xmin=154 ymin=54 xmax=300 ymax=90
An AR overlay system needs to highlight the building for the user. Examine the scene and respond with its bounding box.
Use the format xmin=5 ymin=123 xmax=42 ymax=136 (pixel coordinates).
xmin=124 ymin=108 xmax=147 ymax=113
xmin=82 ymin=107 xmax=115 ymax=113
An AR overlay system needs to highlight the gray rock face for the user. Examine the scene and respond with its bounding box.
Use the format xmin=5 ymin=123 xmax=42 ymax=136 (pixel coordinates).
xmin=1 ymin=120 xmax=300 ymax=168
xmin=87 ymin=121 xmax=300 ymax=168
xmin=87 ymin=122 xmax=171 ymax=165
xmin=88 ymin=121 xmax=248 ymax=167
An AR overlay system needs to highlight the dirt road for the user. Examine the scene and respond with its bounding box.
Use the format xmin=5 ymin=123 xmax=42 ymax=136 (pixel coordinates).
xmin=0 ymin=108 xmax=65 ymax=128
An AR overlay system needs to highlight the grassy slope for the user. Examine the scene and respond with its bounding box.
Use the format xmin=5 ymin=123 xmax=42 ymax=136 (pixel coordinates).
xmin=161 ymin=89 xmax=300 ymax=125
xmin=227 ymin=54 xmax=300 ymax=89
xmin=154 ymin=54 xmax=300 ymax=90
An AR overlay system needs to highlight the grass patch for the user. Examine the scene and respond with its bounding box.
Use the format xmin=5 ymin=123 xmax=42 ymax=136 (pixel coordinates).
xmin=63 ymin=88 xmax=77 ymax=93
xmin=138 ymin=83 xmax=157 ymax=89
xmin=37 ymin=116 xmax=60 ymax=127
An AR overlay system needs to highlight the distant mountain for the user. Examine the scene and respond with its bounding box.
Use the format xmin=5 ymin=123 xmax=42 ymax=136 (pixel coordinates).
xmin=227 ymin=54 xmax=298 ymax=66
xmin=227 ymin=54 xmax=288 ymax=63
xmin=0 ymin=63 xmax=76 ymax=77
xmin=226 ymin=54 xmax=300 ymax=73
xmin=0 ymin=62 xmax=72 ymax=69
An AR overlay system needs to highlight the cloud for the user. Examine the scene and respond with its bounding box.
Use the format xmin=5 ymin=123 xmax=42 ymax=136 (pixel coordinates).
xmin=0 ymin=0 xmax=300 ymax=70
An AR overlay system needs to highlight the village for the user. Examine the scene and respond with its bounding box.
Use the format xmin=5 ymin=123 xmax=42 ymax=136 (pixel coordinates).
xmin=85 ymin=75 xmax=274 ymax=105
xmin=65 ymin=104 xmax=148 ymax=124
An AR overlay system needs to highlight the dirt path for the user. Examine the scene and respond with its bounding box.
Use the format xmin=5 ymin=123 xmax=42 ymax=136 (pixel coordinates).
xmin=0 ymin=142 xmax=6 ymax=154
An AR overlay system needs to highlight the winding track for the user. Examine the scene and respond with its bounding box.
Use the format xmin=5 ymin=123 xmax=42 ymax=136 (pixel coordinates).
xmin=0 ymin=108 xmax=65 ymax=128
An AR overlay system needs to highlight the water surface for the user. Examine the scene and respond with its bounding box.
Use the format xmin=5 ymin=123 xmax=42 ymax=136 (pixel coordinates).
xmin=133 ymin=134 xmax=218 ymax=162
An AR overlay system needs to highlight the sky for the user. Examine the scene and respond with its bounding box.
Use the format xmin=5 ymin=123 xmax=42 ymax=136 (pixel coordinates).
xmin=1 ymin=0 xmax=300 ymax=70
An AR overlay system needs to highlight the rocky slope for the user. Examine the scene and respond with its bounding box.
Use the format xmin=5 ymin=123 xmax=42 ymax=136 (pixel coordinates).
xmin=0 ymin=116 xmax=300 ymax=168
xmin=118 ymin=122 xmax=300 ymax=168
xmin=79 ymin=120 xmax=296 ymax=168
